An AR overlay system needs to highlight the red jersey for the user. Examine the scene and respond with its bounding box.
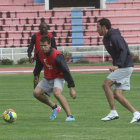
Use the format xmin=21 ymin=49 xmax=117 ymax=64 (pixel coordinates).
xmin=39 ymin=49 xmax=64 ymax=79
xmin=34 ymin=32 xmax=52 ymax=60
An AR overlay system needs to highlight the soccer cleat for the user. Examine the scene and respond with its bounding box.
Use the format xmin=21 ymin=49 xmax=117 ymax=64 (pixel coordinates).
xmin=49 ymin=106 xmax=61 ymax=120
xmin=101 ymin=113 xmax=119 ymax=121
xmin=130 ymin=113 xmax=140 ymax=123
xmin=65 ymin=116 xmax=75 ymax=121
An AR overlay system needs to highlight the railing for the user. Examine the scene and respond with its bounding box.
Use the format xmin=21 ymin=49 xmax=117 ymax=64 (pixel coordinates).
xmin=0 ymin=45 xmax=140 ymax=63
xmin=0 ymin=47 xmax=28 ymax=63
xmin=0 ymin=47 xmax=27 ymax=60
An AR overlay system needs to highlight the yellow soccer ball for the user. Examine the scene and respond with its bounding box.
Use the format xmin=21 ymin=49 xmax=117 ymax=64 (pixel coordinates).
xmin=3 ymin=109 xmax=17 ymax=123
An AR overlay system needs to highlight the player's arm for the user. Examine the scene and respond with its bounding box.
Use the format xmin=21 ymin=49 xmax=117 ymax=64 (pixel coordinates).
xmin=55 ymin=54 xmax=76 ymax=99
xmin=27 ymin=34 xmax=36 ymax=63
xmin=33 ymin=51 xmax=43 ymax=88
xmin=51 ymin=35 xmax=57 ymax=50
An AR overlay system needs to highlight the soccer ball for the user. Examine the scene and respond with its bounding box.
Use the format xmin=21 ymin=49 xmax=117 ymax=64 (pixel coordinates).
xmin=3 ymin=109 xmax=17 ymax=123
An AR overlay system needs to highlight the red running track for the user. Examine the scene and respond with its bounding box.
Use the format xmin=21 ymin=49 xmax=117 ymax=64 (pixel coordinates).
xmin=0 ymin=65 xmax=140 ymax=75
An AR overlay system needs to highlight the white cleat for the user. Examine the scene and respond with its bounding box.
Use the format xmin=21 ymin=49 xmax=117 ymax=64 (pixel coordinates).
xmin=130 ymin=113 xmax=140 ymax=123
xmin=101 ymin=113 xmax=119 ymax=121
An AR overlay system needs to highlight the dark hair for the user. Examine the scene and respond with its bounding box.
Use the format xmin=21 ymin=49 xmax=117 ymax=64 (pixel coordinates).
xmin=97 ymin=18 xmax=111 ymax=29
xmin=39 ymin=22 xmax=48 ymax=30
xmin=40 ymin=21 xmax=47 ymax=26
xmin=40 ymin=35 xmax=51 ymax=44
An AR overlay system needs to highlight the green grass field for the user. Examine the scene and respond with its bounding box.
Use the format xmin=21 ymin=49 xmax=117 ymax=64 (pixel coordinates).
xmin=0 ymin=72 xmax=140 ymax=140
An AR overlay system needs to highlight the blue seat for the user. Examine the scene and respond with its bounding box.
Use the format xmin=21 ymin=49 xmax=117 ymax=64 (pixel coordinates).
xmin=34 ymin=0 xmax=45 ymax=3
xmin=106 ymin=0 xmax=117 ymax=2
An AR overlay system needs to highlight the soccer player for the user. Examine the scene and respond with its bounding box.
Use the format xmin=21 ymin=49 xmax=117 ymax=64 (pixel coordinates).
xmin=97 ymin=18 xmax=140 ymax=123
xmin=33 ymin=35 xmax=76 ymax=121
xmin=27 ymin=21 xmax=57 ymax=88
xmin=27 ymin=21 xmax=57 ymax=63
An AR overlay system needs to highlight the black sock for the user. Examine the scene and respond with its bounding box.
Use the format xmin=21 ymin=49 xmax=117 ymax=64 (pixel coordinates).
xmin=52 ymin=104 xmax=57 ymax=110
xmin=67 ymin=115 xmax=73 ymax=118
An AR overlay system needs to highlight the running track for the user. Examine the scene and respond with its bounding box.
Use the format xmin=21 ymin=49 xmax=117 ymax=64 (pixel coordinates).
xmin=0 ymin=65 xmax=140 ymax=74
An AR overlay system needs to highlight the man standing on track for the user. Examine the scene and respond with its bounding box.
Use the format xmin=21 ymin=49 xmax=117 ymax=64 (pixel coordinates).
xmin=97 ymin=17 xmax=140 ymax=123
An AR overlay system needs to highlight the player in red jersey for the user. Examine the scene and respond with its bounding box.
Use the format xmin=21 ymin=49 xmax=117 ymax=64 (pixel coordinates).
xmin=27 ymin=22 xmax=57 ymax=63
xmin=27 ymin=22 xmax=57 ymax=88
xmin=33 ymin=36 xmax=76 ymax=121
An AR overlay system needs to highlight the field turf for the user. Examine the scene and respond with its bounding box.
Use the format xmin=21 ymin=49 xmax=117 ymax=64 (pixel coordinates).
xmin=0 ymin=72 xmax=140 ymax=140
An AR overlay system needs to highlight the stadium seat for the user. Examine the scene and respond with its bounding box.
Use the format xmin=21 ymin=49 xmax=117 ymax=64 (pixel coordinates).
xmin=50 ymin=30 xmax=72 ymax=37
xmin=0 ymin=23 xmax=71 ymax=32
xmin=0 ymin=4 xmax=45 ymax=11
xmin=0 ymin=31 xmax=36 ymax=38
xmin=106 ymin=1 xmax=140 ymax=8
xmin=0 ymin=24 xmax=39 ymax=31
xmin=112 ymin=22 xmax=140 ymax=30
xmin=51 ymin=10 xmax=71 ymax=17
xmin=51 ymin=17 xmax=71 ymax=24
xmin=0 ymin=44 xmax=28 ymax=48
xmin=94 ymin=15 xmax=140 ymax=23
xmin=49 ymin=24 xmax=71 ymax=30
xmin=83 ymin=30 xmax=99 ymax=36
xmin=0 ymin=0 xmax=34 ymax=4
xmin=0 ymin=0 xmax=140 ymax=48
xmin=82 ymin=9 xmax=99 ymax=17
xmin=83 ymin=23 xmax=97 ymax=30
xmin=55 ymin=37 xmax=72 ymax=44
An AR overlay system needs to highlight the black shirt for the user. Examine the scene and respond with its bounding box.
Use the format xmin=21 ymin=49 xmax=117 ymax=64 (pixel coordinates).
xmin=103 ymin=28 xmax=133 ymax=68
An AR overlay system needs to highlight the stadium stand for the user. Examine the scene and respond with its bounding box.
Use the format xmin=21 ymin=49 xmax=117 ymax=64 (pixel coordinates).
xmin=82 ymin=8 xmax=140 ymax=16
xmin=0 ymin=0 xmax=140 ymax=61
xmin=0 ymin=4 xmax=45 ymax=11
xmin=0 ymin=0 xmax=34 ymax=4
xmin=106 ymin=1 xmax=140 ymax=8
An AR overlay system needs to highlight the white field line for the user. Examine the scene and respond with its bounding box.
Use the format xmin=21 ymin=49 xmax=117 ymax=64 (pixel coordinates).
xmin=0 ymin=68 xmax=140 ymax=74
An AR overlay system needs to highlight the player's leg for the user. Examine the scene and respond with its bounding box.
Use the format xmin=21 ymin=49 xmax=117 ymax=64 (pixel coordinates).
xmin=101 ymin=78 xmax=119 ymax=121
xmin=53 ymin=88 xmax=75 ymax=121
xmin=53 ymin=88 xmax=71 ymax=116
xmin=33 ymin=86 xmax=55 ymax=107
xmin=114 ymin=89 xmax=140 ymax=123
xmin=33 ymin=78 xmax=62 ymax=120
xmin=113 ymin=67 xmax=140 ymax=123
xmin=102 ymin=78 xmax=116 ymax=110
xmin=113 ymin=89 xmax=136 ymax=113
xmin=53 ymin=78 xmax=75 ymax=121
xmin=33 ymin=82 xmax=61 ymax=120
